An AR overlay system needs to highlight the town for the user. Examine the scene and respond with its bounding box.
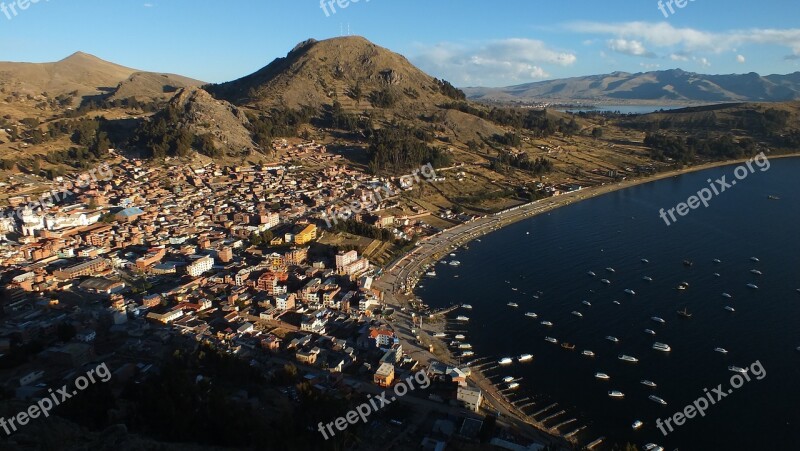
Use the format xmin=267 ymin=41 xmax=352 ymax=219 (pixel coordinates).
xmin=0 ymin=139 xmax=573 ymax=449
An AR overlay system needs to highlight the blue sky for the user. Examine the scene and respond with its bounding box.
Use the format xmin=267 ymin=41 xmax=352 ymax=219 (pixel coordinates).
xmin=1 ymin=0 xmax=798 ymax=87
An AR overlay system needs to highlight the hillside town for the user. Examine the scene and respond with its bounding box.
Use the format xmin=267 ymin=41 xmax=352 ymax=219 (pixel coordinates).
xmin=0 ymin=140 xmax=568 ymax=449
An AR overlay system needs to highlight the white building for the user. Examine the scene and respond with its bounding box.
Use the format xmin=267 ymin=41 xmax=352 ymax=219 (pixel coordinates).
xmin=186 ymin=255 xmax=213 ymax=277
xmin=457 ymin=386 xmax=483 ymax=412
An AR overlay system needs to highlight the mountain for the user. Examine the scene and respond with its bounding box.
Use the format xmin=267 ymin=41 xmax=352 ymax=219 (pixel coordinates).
xmin=0 ymin=52 xmax=203 ymax=110
xmin=208 ymin=36 xmax=464 ymax=113
xmin=464 ymin=69 xmax=800 ymax=104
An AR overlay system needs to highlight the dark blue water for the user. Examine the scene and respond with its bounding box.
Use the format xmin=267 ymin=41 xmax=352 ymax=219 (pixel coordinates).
xmin=416 ymin=157 xmax=800 ymax=450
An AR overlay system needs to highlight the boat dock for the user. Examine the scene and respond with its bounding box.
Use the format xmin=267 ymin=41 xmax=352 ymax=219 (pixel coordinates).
xmin=532 ymin=403 xmax=559 ymax=417
xmin=585 ymin=437 xmax=605 ymax=449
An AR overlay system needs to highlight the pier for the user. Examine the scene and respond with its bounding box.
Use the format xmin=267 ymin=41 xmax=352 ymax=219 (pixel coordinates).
xmin=532 ymin=403 xmax=558 ymax=417
xmin=585 ymin=437 xmax=605 ymax=449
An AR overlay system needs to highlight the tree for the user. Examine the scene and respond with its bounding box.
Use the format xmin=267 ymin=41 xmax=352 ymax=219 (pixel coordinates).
xmin=592 ymin=127 xmax=604 ymax=139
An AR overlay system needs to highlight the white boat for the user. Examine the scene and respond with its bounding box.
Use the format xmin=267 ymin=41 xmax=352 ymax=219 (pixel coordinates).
xmin=502 ymin=376 xmax=514 ymax=383
xmin=606 ymin=336 xmax=619 ymax=343
xmin=713 ymin=258 xmax=722 ymax=264
xmin=600 ymin=279 xmax=611 ymax=284
xmin=587 ymin=271 xmax=596 ymax=277
xmin=595 ymin=372 xmax=610 ymax=380
xmin=605 ymin=267 xmax=616 ymax=273
xmin=644 ymin=329 xmax=656 ymax=335
xmin=433 ymin=333 xmax=447 ymax=338
xmin=618 ymin=354 xmax=638 ymax=362
xmin=507 ymin=302 xmax=519 ymax=308
xmin=714 ymin=272 xmax=721 ymax=277
xmin=612 ymin=300 xmax=621 ymax=305
xmin=525 ymin=312 xmax=538 ymax=318
xmin=455 ymin=334 xmax=466 ymax=340
xmin=460 ymin=351 xmax=474 ymax=357
xmin=653 ymin=342 xmax=671 ymax=352
xmin=750 ymin=257 xmax=760 ymax=262
xmin=750 ymin=269 xmax=763 ymax=275
xmin=456 ymin=316 xmax=469 ymax=321
xmin=608 ymin=390 xmax=625 ymax=398
xmin=425 ymin=271 xmax=437 ymax=277
xmin=459 ymin=343 xmax=472 ymax=349
xmin=624 ymin=289 xmax=636 ymax=295
xmin=462 ymin=304 xmax=473 ymax=309
xmin=641 ymin=259 xmax=649 ymax=264
xmin=450 ymin=253 xmax=456 ymax=257
xmin=499 ymin=357 xmax=513 ymax=365
xmin=544 ymin=336 xmax=558 ymax=344
xmin=541 ymin=320 xmax=553 ymax=327
xmin=714 ymin=347 xmax=728 ymax=354
xmin=649 ymin=395 xmax=668 ymax=405
xmin=651 ymin=316 xmax=666 ymax=324
xmin=632 ymin=420 xmax=644 ymax=430
xmin=582 ymin=350 xmax=595 ymax=357
xmin=571 ymin=311 xmax=583 ymax=318
xmin=641 ymin=380 xmax=657 ymax=388
xmin=449 ymin=260 xmax=461 ymax=266
xmin=729 ymin=365 xmax=747 ymax=374
xmin=725 ymin=306 xmax=735 ymax=312
xmin=582 ymin=300 xmax=592 ymax=306
xmin=722 ymin=293 xmax=732 ymax=298
xmin=644 ymin=444 xmax=665 ymax=451
xmin=511 ymin=288 xmax=518 ymax=291
xmin=747 ymin=283 xmax=759 ymax=289
xmin=518 ymin=354 xmax=533 ymax=362
xmin=642 ymin=276 xmax=653 ymax=282
xmin=507 ymin=382 xmax=520 ymax=390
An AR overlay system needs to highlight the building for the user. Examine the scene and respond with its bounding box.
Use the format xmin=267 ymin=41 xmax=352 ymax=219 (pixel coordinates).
xmin=457 ymin=386 xmax=483 ymax=412
xmin=53 ymin=258 xmax=110 ymax=280
xmin=335 ymin=250 xmax=358 ymax=271
xmin=275 ymin=294 xmax=296 ymax=311
xmin=374 ymin=362 xmax=395 ymax=387
xmin=115 ymin=207 xmax=145 ymax=223
xmin=294 ymin=224 xmax=317 ymax=245
xmin=186 ymin=255 xmax=213 ymax=277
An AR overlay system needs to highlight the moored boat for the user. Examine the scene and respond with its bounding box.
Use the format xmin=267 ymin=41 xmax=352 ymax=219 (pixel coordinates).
xmin=518 ymin=354 xmax=533 ymax=362
xmin=632 ymin=420 xmax=644 ymax=430
xmin=507 ymin=382 xmax=520 ymax=389
xmin=608 ymin=390 xmax=625 ymax=398
xmin=722 ymin=293 xmax=732 ymax=299
xmin=677 ymin=308 xmax=692 ymax=318
xmin=649 ymin=395 xmax=668 ymax=405
xmin=606 ymin=336 xmax=619 ymax=343
xmin=725 ymin=306 xmax=735 ymax=312
xmin=750 ymin=257 xmax=760 ymax=262
xmin=624 ymin=288 xmax=636 ymax=295
xmin=605 ymin=267 xmax=616 ymax=273
xmin=582 ymin=350 xmax=595 ymax=357
xmin=540 ymin=320 xmax=553 ymax=326
xmin=600 ymin=278 xmax=611 ymax=284
xmin=544 ymin=336 xmax=558 ymax=344
xmin=651 ymin=316 xmax=666 ymax=324
xmin=747 ymin=283 xmax=759 ymax=289
xmin=499 ymin=357 xmax=513 ymax=365
xmin=644 ymin=329 xmax=656 ymax=335
xmin=641 ymin=258 xmax=649 ymax=264
xmin=587 ymin=271 xmax=596 ymax=277
xmin=715 ymin=347 xmax=728 ymax=354
xmin=750 ymin=269 xmax=763 ymax=275
xmin=525 ymin=312 xmax=538 ymax=318
xmin=595 ymin=372 xmax=610 ymax=380
xmin=582 ymin=300 xmax=592 ymax=307
xmin=571 ymin=311 xmax=583 ymax=318
xmin=507 ymin=302 xmax=519 ymax=308
xmin=641 ymin=380 xmax=657 ymax=388
xmin=618 ymin=354 xmax=639 ymax=362
xmin=653 ymin=342 xmax=672 ymax=352
xmin=728 ymin=365 xmax=747 ymax=374
xmin=561 ymin=342 xmax=575 ymax=350
xmin=462 ymin=304 xmax=472 ymax=309
xmin=456 ymin=316 xmax=469 ymax=321
xmin=642 ymin=276 xmax=653 ymax=282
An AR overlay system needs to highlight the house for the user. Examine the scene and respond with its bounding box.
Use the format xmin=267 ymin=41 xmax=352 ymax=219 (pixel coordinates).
xmin=374 ymin=362 xmax=394 ymax=387
xmin=457 ymin=386 xmax=482 ymax=412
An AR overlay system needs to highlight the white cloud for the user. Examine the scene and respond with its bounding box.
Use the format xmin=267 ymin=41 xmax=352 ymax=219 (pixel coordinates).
xmin=694 ymin=57 xmax=711 ymax=68
xmin=670 ymin=53 xmax=689 ymax=61
xmin=566 ymin=21 xmax=800 ymax=59
xmin=736 ymin=54 xmax=746 ymax=63
xmin=411 ymin=39 xmax=575 ymax=86
xmin=607 ymin=39 xmax=656 ymax=58
xmin=639 ymin=63 xmax=661 ymax=69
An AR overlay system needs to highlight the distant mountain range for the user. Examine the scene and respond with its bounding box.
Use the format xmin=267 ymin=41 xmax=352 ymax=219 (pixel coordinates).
xmin=463 ymin=69 xmax=800 ymax=104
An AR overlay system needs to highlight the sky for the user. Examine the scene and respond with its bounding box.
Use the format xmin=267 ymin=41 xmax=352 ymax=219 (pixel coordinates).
xmin=0 ymin=0 xmax=798 ymax=87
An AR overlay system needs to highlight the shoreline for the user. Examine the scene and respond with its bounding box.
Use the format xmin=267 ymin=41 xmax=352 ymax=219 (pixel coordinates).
xmin=376 ymin=152 xmax=799 ymax=447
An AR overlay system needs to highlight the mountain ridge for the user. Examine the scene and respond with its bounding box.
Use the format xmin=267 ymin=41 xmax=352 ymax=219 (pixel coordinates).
xmin=463 ymin=69 xmax=800 ymax=104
